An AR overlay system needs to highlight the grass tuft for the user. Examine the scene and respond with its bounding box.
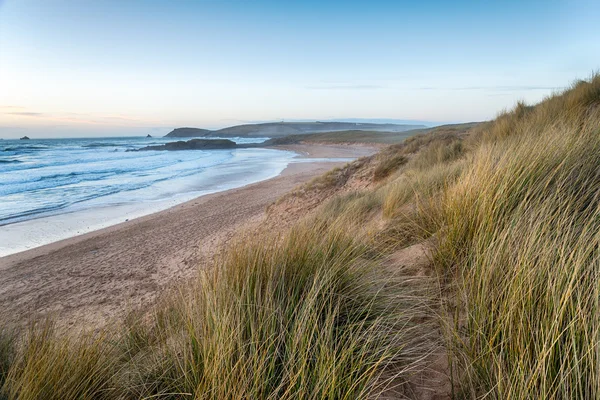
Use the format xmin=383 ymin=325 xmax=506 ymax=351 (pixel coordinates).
xmin=433 ymin=74 xmax=600 ymax=398
xmin=122 ymin=221 xmax=437 ymax=398
xmin=2 ymin=322 xmax=117 ymax=400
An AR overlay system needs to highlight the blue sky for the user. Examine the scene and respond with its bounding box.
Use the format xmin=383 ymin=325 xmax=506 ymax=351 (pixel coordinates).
xmin=0 ymin=0 xmax=598 ymax=137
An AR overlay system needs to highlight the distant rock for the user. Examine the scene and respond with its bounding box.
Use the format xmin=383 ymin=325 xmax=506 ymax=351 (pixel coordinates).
xmin=146 ymin=134 xmax=152 ymax=138
xmin=20 ymin=136 xmax=30 ymax=140
xmin=135 ymin=139 xmax=237 ymax=151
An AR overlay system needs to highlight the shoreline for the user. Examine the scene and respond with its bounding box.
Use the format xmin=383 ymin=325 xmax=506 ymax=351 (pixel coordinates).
xmin=0 ymin=146 xmax=298 ymax=257
xmin=0 ymin=143 xmax=376 ymax=330
xmin=0 ymin=144 xmax=363 ymax=258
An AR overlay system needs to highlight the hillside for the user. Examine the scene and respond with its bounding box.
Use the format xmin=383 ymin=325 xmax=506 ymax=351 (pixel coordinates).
xmin=164 ymin=127 xmax=213 ymax=138
xmin=165 ymin=121 xmax=426 ymax=138
xmin=264 ymin=123 xmax=479 ymax=146
xmin=2 ymin=75 xmax=600 ymax=399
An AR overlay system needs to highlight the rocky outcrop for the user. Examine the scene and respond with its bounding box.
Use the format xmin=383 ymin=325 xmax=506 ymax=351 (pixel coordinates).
xmin=20 ymin=136 xmax=30 ymax=140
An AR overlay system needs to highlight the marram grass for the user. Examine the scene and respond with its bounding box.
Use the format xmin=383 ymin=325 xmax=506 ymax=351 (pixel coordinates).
xmin=120 ymin=222 xmax=437 ymax=399
xmin=2 ymin=74 xmax=600 ymax=399
xmin=434 ymin=75 xmax=600 ymax=398
xmin=1 ymin=222 xmax=436 ymax=399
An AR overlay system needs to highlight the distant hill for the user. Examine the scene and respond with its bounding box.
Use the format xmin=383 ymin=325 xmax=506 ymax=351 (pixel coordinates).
xmin=262 ymin=124 xmax=480 ymax=146
xmin=165 ymin=127 xmax=214 ymax=138
xmin=165 ymin=122 xmax=426 ymax=138
xmin=262 ymin=130 xmax=414 ymax=146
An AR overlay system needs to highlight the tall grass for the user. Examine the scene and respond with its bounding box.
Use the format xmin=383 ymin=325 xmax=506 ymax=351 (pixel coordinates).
xmin=2 ymin=322 xmax=117 ymax=400
xmin=382 ymin=160 xmax=465 ymax=220
xmin=2 ymin=75 xmax=600 ymax=399
xmin=1 ymin=222 xmax=435 ymax=399
xmin=121 ymin=222 xmax=437 ymax=399
xmin=434 ymin=75 xmax=600 ymax=398
xmin=0 ymin=328 xmax=16 ymax=400
xmin=373 ymin=154 xmax=407 ymax=181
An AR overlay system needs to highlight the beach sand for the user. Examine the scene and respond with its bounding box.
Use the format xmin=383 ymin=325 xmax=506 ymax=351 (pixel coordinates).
xmin=0 ymin=144 xmax=375 ymax=331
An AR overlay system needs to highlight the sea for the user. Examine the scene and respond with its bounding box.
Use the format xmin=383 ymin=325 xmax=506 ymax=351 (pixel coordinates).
xmin=0 ymin=136 xmax=301 ymax=256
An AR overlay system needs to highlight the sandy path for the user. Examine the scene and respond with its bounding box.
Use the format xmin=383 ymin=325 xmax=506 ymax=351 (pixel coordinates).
xmin=0 ymin=144 xmax=375 ymax=331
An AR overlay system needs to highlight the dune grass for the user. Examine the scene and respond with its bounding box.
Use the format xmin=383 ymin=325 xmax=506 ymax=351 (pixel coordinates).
xmin=0 ymin=328 xmax=16 ymax=400
xmin=2 ymin=322 xmax=118 ymax=400
xmin=298 ymin=74 xmax=600 ymax=398
xmin=264 ymin=129 xmax=418 ymax=145
xmin=2 ymin=75 xmax=600 ymax=399
xmin=373 ymin=154 xmax=407 ymax=181
xmin=431 ymin=76 xmax=600 ymax=398
xmin=1 ymin=221 xmax=437 ymax=399
xmin=120 ymin=221 xmax=437 ymax=399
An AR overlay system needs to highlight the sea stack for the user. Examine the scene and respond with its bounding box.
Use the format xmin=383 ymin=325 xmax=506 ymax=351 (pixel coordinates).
xmin=146 ymin=134 xmax=152 ymax=138
xmin=20 ymin=136 xmax=30 ymax=140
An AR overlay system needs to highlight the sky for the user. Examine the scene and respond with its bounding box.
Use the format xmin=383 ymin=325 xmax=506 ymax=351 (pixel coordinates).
xmin=0 ymin=0 xmax=599 ymax=138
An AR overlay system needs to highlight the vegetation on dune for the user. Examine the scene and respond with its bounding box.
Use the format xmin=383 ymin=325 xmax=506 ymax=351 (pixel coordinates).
xmin=0 ymin=328 xmax=16 ymax=399
xmin=262 ymin=123 xmax=477 ymax=146
xmin=118 ymin=223 xmax=437 ymax=399
xmin=435 ymin=75 xmax=600 ymax=398
xmin=2 ymin=75 xmax=600 ymax=399
xmin=1 ymin=224 xmax=437 ymax=399
xmin=2 ymin=323 xmax=117 ymax=400
xmin=264 ymin=129 xmax=421 ymax=145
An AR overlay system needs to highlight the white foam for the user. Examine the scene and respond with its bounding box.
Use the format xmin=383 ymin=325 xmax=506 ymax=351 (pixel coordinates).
xmin=0 ymin=147 xmax=296 ymax=257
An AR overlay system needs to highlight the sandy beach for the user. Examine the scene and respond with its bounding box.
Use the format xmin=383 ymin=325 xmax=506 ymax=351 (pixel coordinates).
xmin=0 ymin=144 xmax=375 ymax=331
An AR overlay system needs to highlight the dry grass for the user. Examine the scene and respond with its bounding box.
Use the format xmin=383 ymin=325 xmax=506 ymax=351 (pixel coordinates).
xmin=1 ymin=222 xmax=438 ymax=399
xmin=432 ymin=74 xmax=600 ymax=398
xmin=3 ymin=75 xmax=600 ymax=399
xmin=302 ymin=158 xmax=367 ymax=192
xmin=118 ymin=222 xmax=437 ymax=399
xmin=373 ymin=154 xmax=408 ymax=181
xmin=0 ymin=328 xmax=16 ymax=400
xmin=2 ymin=322 xmax=117 ymax=400
xmin=299 ymin=74 xmax=600 ymax=398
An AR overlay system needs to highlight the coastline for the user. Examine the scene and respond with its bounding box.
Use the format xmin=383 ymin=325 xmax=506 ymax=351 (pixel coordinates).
xmin=0 ymin=143 xmax=376 ymax=330
xmin=0 ymin=146 xmax=298 ymax=257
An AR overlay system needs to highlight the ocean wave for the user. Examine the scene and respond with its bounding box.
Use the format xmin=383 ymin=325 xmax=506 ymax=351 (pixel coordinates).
xmin=0 ymin=140 xmax=288 ymax=230
xmin=0 ymin=201 xmax=70 ymax=225
xmin=82 ymin=143 xmax=121 ymax=148
xmin=35 ymin=171 xmax=82 ymax=181
xmin=0 ymin=179 xmax=162 ymax=225
xmin=3 ymin=146 xmax=48 ymax=154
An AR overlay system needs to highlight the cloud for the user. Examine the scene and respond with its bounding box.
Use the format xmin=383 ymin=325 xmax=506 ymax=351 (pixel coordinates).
xmin=4 ymin=111 xmax=44 ymax=117
xmin=0 ymin=106 xmax=161 ymax=127
xmin=305 ymin=84 xmax=384 ymax=90
xmin=0 ymin=106 xmax=44 ymax=117
xmin=97 ymin=115 xmax=150 ymax=123
xmin=417 ymin=85 xmax=563 ymax=91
